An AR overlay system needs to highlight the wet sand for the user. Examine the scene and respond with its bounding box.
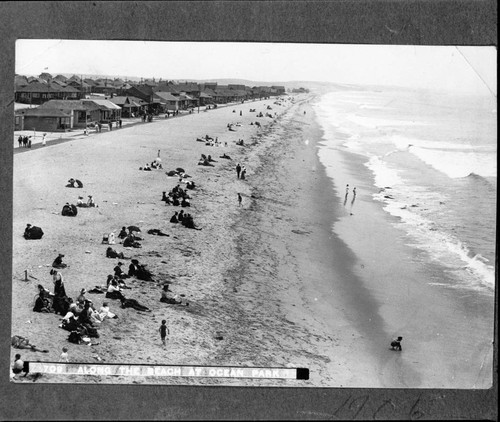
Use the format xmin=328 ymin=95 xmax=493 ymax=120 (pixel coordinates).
xmin=10 ymin=92 xmax=492 ymax=388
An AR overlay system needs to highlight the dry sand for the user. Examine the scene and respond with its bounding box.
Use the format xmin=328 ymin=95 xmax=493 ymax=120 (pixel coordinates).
xmin=13 ymin=96 xmax=373 ymax=386
xmin=10 ymin=92 xmax=494 ymax=389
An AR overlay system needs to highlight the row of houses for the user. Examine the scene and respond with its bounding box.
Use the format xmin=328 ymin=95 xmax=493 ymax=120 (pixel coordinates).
xmin=15 ymin=99 xmax=122 ymax=132
xmin=15 ymin=73 xmax=287 ymax=110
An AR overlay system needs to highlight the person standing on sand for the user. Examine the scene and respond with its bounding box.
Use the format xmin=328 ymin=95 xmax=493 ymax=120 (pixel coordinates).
xmin=236 ymin=163 xmax=241 ymax=179
xmin=238 ymin=193 xmax=242 ymax=206
xmin=159 ymin=319 xmax=169 ymax=347
xmin=41 ymin=133 xmax=47 ymax=146
xmin=59 ymin=347 xmax=69 ymax=362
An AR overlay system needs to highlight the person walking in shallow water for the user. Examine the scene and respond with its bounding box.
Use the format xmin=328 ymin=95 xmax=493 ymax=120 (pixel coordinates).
xmin=344 ymin=184 xmax=349 ymax=206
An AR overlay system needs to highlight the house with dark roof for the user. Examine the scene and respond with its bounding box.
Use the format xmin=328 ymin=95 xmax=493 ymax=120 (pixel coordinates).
xmin=38 ymin=72 xmax=53 ymax=82
xmin=82 ymin=99 xmax=122 ymax=122
xmin=54 ymin=74 xmax=69 ymax=83
xmin=153 ymin=92 xmax=180 ymax=111
xmin=15 ymin=81 xmax=81 ymax=105
xmin=109 ymin=96 xmax=147 ymax=117
xmin=66 ymin=79 xmax=92 ymax=95
xmin=15 ymin=108 xmax=72 ymax=132
xmin=92 ymin=81 xmax=117 ymax=96
xmin=127 ymin=85 xmax=154 ymax=103
xmin=36 ymin=99 xmax=101 ymax=128
xmin=15 ymin=75 xmax=29 ymax=86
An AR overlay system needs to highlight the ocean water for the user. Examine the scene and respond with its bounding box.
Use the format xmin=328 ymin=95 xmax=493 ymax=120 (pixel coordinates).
xmin=313 ymin=87 xmax=497 ymax=294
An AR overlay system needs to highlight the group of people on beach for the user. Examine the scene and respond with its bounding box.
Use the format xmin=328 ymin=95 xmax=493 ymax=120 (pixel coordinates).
xmin=15 ymin=100 xmax=287 ymax=378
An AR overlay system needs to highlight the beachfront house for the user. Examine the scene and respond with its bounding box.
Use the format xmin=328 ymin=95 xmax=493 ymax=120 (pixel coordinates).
xmin=154 ymin=92 xmax=180 ymax=112
xmin=198 ymin=91 xmax=213 ymax=106
xmin=82 ymin=99 xmax=122 ymax=122
xmin=36 ymin=100 xmax=101 ymax=128
xmin=15 ymin=108 xmax=72 ymax=132
xmin=109 ymin=96 xmax=147 ymax=117
xmin=126 ymin=85 xmax=155 ymax=112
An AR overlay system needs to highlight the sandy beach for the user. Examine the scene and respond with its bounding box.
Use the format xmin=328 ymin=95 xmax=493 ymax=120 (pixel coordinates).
xmin=10 ymin=92 xmax=493 ymax=388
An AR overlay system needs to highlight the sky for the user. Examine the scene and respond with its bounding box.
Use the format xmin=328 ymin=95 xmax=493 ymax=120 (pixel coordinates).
xmin=15 ymin=40 xmax=497 ymax=96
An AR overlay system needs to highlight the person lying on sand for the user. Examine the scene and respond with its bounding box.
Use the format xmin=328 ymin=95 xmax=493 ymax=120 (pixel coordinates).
xmin=147 ymin=228 xmax=170 ymax=236
xmin=99 ymin=302 xmax=118 ymax=320
xmin=106 ymin=247 xmax=127 ymax=259
xmin=220 ymin=153 xmax=231 ymax=159
xmin=160 ymin=285 xmax=189 ymax=306
xmin=123 ymin=234 xmax=142 ymax=248
xmin=198 ymin=158 xmax=214 ymax=167
xmin=11 ymin=336 xmax=49 ymax=353
xmin=120 ymin=297 xmax=151 ymax=312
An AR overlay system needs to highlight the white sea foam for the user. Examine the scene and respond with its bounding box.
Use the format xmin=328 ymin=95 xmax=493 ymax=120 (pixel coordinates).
xmin=315 ymin=89 xmax=496 ymax=293
xmin=409 ymin=145 xmax=497 ymax=178
xmin=346 ymin=115 xmax=428 ymax=129
xmin=366 ymin=156 xmax=495 ymax=290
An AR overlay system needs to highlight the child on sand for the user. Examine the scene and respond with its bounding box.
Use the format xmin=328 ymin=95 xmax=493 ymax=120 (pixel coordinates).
xmin=159 ymin=320 xmax=169 ymax=347
xmin=60 ymin=347 xmax=69 ymax=362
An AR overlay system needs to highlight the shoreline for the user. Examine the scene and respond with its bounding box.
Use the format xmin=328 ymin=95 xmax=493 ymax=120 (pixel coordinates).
xmin=312 ymin=96 xmax=494 ymax=388
xmin=10 ymin=90 xmax=493 ymax=389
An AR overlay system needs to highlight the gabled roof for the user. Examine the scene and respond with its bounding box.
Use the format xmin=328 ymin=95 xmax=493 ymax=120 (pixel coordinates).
xmin=15 ymin=75 xmax=29 ymax=86
xmin=39 ymin=72 xmax=53 ymax=80
xmin=27 ymin=76 xmax=47 ymax=84
xmin=154 ymin=92 xmax=179 ymax=102
xmin=176 ymin=83 xmax=199 ymax=92
xmin=83 ymin=99 xmax=122 ymax=110
xmin=154 ymin=83 xmax=179 ymax=94
xmin=37 ymin=100 xmax=98 ymax=111
xmin=17 ymin=108 xmax=71 ymax=117
xmin=67 ymin=80 xmax=91 ymax=89
xmin=201 ymin=88 xmax=216 ymax=97
xmin=56 ymin=84 xmax=81 ymax=93
xmin=16 ymin=82 xmax=59 ymax=93
xmin=109 ymin=96 xmax=129 ymax=106
xmin=54 ymin=74 xmax=69 ymax=82
xmin=51 ymin=79 xmax=68 ymax=87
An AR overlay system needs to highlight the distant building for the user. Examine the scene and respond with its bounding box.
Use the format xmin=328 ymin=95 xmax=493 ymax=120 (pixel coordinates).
xmin=15 ymin=81 xmax=81 ymax=105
